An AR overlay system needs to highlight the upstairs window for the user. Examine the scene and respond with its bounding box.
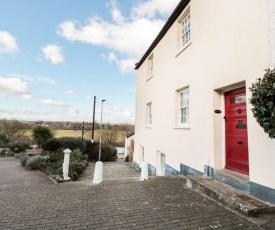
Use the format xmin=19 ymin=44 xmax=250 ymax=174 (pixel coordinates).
xmin=180 ymin=12 xmax=190 ymax=48
xmin=179 ymin=88 xmax=189 ymax=127
xmin=148 ymin=54 xmax=153 ymax=78
xmin=147 ymin=102 xmax=152 ymax=127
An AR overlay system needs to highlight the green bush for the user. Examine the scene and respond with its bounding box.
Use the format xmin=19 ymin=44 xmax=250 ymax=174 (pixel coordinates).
xmin=69 ymin=161 xmax=87 ymax=181
xmin=93 ymin=147 xmax=117 ymax=162
xmin=249 ymin=68 xmax=275 ymax=138
xmin=54 ymin=166 xmax=63 ymax=175
xmin=58 ymin=137 xmax=85 ymax=152
xmin=1 ymin=148 xmax=14 ymax=156
xmin=71 ymin=148 xmax=88 ymax=162
xmin=9 ymin=142 xmax=31 ymax=153
xmin=20 ymin=155 xmax=30 ymax=166
xmin=26 ymin=155 xmax=46 ymax=170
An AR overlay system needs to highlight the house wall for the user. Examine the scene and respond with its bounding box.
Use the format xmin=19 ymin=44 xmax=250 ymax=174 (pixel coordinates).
xmin=268 ymin=0 xmax=275 ymax=67
xmin=135 ymin=0 xmax=275 ymax=189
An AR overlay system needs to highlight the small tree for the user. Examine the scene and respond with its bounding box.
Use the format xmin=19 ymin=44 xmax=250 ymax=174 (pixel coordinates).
xmin=32 ymin=126 xmax=54 ymax=148
xmin=249 ymin=68 xmax=275 ymax=138
xmin=43 ymin=138 xmax=61 ymax=160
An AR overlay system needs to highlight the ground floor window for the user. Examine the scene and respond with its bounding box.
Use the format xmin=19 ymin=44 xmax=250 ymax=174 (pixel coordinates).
xmin=157 ymin=151 xmax=166 ymax=176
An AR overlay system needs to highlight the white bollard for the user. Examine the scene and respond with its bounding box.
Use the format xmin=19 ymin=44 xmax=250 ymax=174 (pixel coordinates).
xmin=140 ymin=161 xmax=148 ymax=181
xmin=93 ymin=161 xmax=103 ymax=184
xmin=63 ymin=148 xmax=72 ymax=181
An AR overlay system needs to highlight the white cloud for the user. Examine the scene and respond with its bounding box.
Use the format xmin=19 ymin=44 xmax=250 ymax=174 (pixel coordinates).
xmin=68 ymin=107 xmax=79 ymax=113
xmin=21 ymin=94 xmax=32 ymax=100
xmin=0 ymin=77 xmax=30 ymax=95
xmin=58 ymin=0 xmax=179 ymax=73
xmin=0 ymin=31 xmax=19 ymax=53
xmin=66 ymin=90 xmax=74 ymax=94
xmin=42 ymin=44 xmax=64 ymax=64
xmin=131 ymin=0 xmax=180 ymax=19
xmin=123 ymin=111 xmax=131 ymax=117
xmin=40 ymin=99 xmax=66 ymax=106
xmin=9 ymin=73 xmax=57 ymax=84
xmin=107 ymin=0 xmax=124 ymax=23
xmin=37 ymin=77 xmax=57 ymax=84
xmin=108 ymin=52 xmax=135 ymax=73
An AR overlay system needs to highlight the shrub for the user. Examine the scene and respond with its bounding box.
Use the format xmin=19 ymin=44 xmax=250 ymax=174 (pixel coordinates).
xmin=26 ymin=155 xmax=46 ymax=170
xmin=1 ymin=148 xmax=13 ymax=156
xmin=69 ymin=161 xmax=86 ymax=181
xmin=93 ymin=146 xmax=117 ymax=162
xmin=54 ymin=166 xmax=63 ymax=175
xmin=9 ymin=142 xmax=30 ymax=153
xmin=249 ymin=68 xmax=275 ymax=138
xmin=21 ymin=155 xmax=30 ymax=166
xmin=58 ymin=137 xmax=85 ymax=152
xmin=71 ymin=148 xmax=88 ymax=162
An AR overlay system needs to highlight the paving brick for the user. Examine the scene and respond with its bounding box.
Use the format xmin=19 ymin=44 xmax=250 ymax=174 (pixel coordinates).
xmin=0 ymin=159 xmax=270 ymax=229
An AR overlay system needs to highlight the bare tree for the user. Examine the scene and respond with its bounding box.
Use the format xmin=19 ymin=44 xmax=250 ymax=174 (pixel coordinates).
xmin=0 ymin=120 xmax=30 ymax=143
xmin=101 ymin=127 xmax=119 ymax=147
xmin=118 ymin=124 xmax=135 ymax=136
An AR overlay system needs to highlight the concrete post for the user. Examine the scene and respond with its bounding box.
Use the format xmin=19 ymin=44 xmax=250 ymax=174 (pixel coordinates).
xmin=93 ymin=161 xmax=103 ymax=184
xmin=63 ymin=148 xmax=72 ymax=181
xmin=140 ymin=161 xmax=148 ymax=181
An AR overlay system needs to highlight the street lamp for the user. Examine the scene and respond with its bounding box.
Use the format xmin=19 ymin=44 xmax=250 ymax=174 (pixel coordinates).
xmin=99 ymin=99 xmax=106 ymax=161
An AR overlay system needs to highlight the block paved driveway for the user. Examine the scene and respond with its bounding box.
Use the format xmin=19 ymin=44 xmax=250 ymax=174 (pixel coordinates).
xmin=0 ymin=158 xmax=269 ymax=229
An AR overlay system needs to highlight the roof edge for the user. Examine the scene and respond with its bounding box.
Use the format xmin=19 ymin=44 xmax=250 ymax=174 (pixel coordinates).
xmin=135 ymin=0 xmax=190 ymax=70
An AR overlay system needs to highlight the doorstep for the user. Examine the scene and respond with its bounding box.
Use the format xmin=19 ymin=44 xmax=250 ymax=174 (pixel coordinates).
xmin=186 ymin=174 xmax=275 ymax=217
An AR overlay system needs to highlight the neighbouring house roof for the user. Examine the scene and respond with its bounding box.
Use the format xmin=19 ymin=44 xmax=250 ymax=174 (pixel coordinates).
xmin=135 ymin=0 xmax=190 ymax=70
xmin=126 ymin=132 xmax=135 ymax=138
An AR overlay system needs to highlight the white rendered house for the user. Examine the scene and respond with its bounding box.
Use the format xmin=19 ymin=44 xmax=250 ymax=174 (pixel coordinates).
xmin=134 ymin=0 xmax=275 ymax=204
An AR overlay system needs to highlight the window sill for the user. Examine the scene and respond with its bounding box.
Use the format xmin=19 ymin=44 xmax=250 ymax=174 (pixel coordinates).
xmin=174 ymin=126 xmax=190 ymax=130
xmin=175 ymin=42 xmax=192 ymax=57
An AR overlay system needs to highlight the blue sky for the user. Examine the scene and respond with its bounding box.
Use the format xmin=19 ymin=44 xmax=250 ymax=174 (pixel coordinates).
xmin=0 ymin=0 xmax=180 ymax=124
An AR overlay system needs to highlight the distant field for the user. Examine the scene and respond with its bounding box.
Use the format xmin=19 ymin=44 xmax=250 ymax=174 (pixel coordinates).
xmin=53 ymin=130 xmax=125 ymax=143
xmin=54 ymin=130 xmax=98 ymax=140
xmin=26 ymin=129 xmax=125 ymax=143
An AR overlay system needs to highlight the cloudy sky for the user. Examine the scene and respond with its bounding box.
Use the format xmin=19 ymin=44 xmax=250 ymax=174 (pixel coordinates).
xmin=0 ymin=0 xmax=180 ymax=123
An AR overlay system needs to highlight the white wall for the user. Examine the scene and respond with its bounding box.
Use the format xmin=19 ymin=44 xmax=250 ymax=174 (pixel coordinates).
xmin=135 ymin=0 xmax=274 ymax=188
xmin=268 ymin=0 xmax=275 ymax=67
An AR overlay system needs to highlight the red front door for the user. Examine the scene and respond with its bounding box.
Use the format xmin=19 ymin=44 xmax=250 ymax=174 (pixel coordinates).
xmin=224 ymin=87 xmax=249 ymax=175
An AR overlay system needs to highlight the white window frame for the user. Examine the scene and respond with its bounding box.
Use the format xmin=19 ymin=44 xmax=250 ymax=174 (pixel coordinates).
xmin=180 ymin=12 xmax=190 ymax=48
xmin=176 ymin=6 xmax=191 ymax=57
xmin=178 ymin=87 xmax=190 ymax=128
xmin=146 ymin=102 xmax=152 ymax=127
xmin=148 ymin=54 xmax=153 ymax=79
